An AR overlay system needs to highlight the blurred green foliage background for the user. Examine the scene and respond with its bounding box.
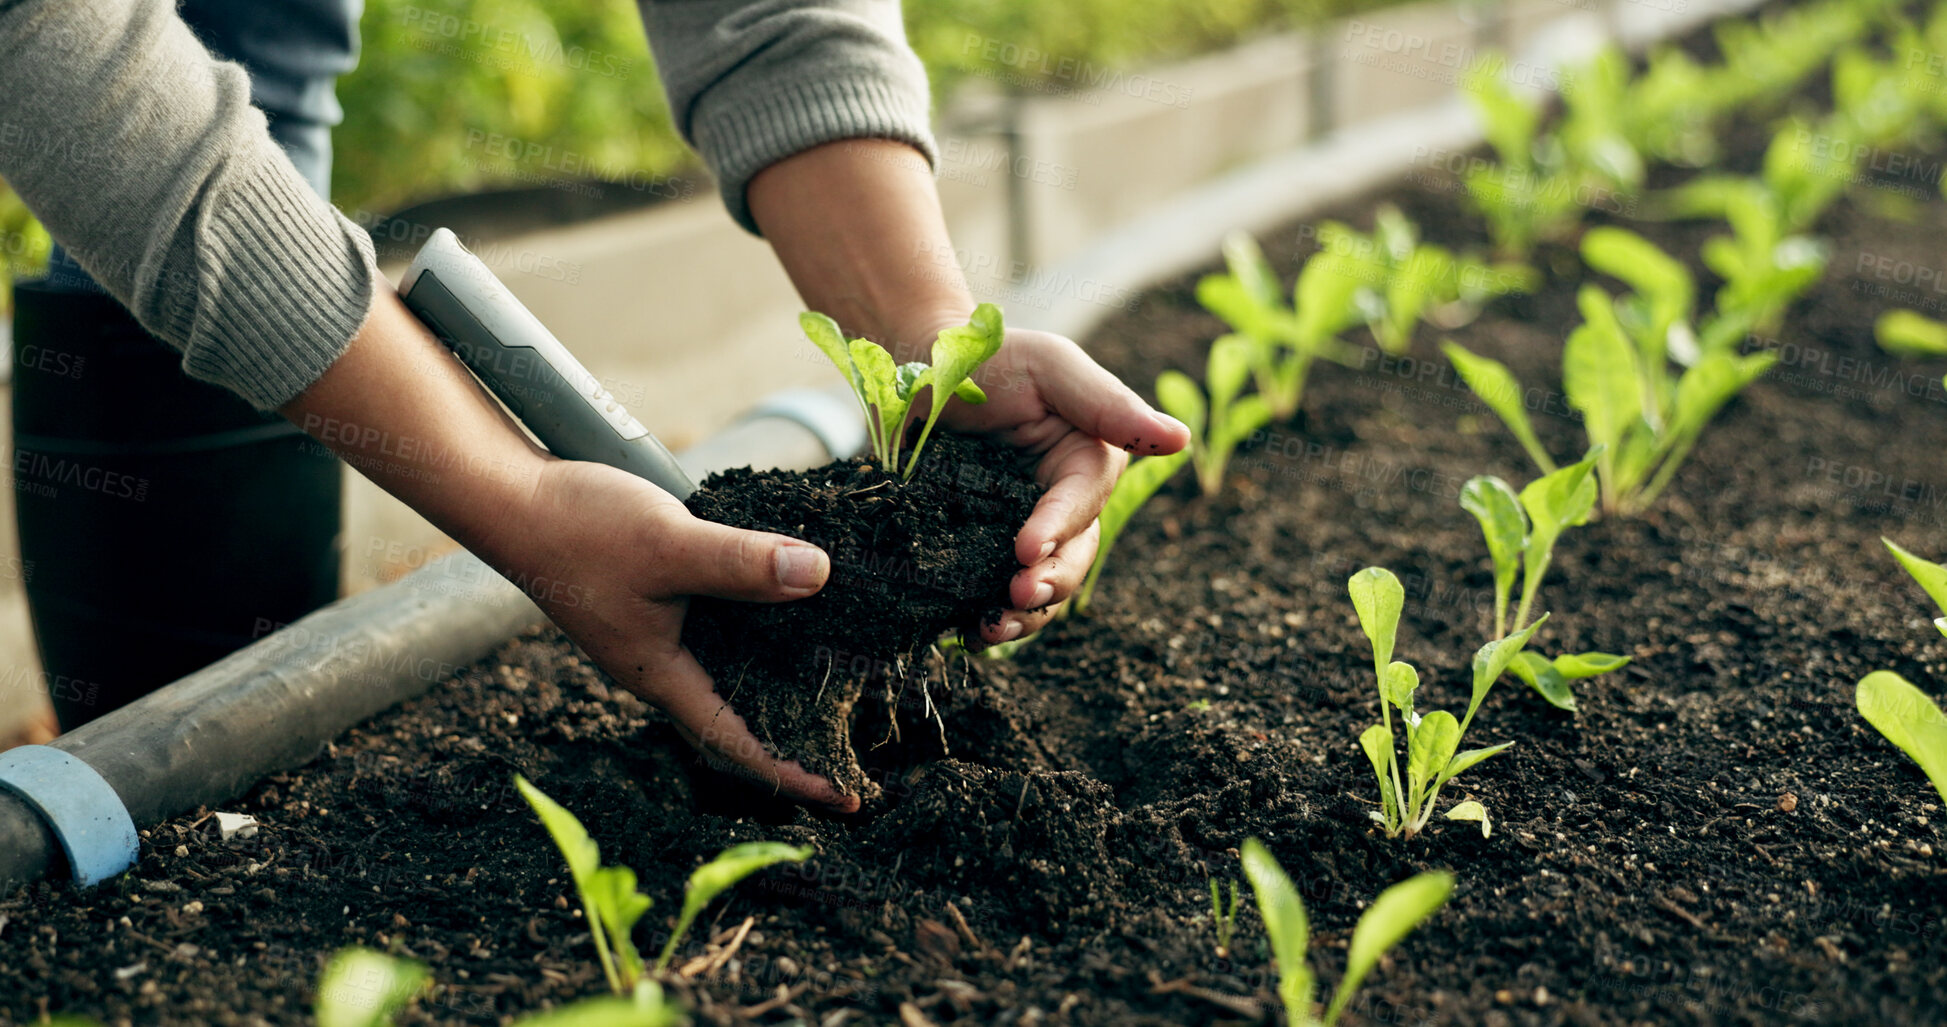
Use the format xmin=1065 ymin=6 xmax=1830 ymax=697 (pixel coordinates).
xmin=3 ymin=0 xmax=1393 ymax=313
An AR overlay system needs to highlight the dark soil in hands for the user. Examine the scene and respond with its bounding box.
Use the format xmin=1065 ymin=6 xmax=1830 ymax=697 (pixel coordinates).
xmin=681 ymin=432 xmax=1040 ymax=798
xmin=7 ymin=20 xmax=1947 ymax=1027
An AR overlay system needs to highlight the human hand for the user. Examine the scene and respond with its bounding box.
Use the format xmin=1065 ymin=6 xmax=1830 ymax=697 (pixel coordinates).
xmin=907 ymin=322 xmax=1191 ymax=644
xmin=501 ymin=458 xmax=859 ymax=812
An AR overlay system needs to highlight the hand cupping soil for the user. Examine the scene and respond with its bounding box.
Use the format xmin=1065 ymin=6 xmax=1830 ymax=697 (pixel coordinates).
xmin=682 ymin=432 xmax=1040 ymax=798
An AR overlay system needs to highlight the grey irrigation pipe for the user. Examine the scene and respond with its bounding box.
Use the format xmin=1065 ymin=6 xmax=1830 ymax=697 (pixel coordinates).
xmin=0 ymin=0 xmax=1771 ymax=893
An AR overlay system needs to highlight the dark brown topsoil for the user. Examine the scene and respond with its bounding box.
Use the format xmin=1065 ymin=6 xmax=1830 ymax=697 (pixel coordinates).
xmin=7 ymin=27 xmax=1947 ymax=1027
xmin=681 ymin=431 xmax=1039 ymax=797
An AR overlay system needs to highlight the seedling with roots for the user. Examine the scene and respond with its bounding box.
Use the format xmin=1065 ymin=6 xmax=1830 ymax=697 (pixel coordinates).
xmin=1349 ymin=567 xmax=1542 ymax=839
xmin=1239 ymin=837 xmax=1452 ymax=1026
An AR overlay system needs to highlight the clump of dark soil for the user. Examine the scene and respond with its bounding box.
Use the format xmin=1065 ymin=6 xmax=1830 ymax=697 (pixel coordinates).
xmin=682 ymin=432 xmax=1039 ymax=797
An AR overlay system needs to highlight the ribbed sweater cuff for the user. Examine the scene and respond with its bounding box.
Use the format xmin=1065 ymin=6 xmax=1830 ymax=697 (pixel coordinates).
xmin=163 ymin=148 xmax=377 ymax=411
xmin=693 ymin=74 xmax=939 ymax=234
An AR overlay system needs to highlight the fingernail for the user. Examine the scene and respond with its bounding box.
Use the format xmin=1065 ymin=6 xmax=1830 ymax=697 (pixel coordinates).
xmin=1029 ymin=582 xmax=1054 ymax=608
xmin=999 ymin=619 xmax=1024 ymax=642
xmin=1157 ymin=413 xmax=1190 ymax=435
xmin=775 ymin=543 xmax=827 ymax=592
xmin=1035 ymin=539 xmax=1056 ymax=562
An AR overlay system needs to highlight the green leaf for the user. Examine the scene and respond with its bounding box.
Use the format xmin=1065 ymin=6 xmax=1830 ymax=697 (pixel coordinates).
xmin=1360 ymin=723 xmax=1399 ymax=828
xmin=515 ymin=775 xmax=600 ymax=888
xmin=586 ymin=866 xmax=651 ymax=983
xmin=1406 ymin=711 xmax=1461 ymax=816
xmin=316 ymin=948 xmax=428 ymax=1027
xmin=1076 ymin=450 xmax=1191 ymax=612
xmin=1876 ymin=309 xmax=1947 ymax=358
xmin=1460 ymin=475 xmax=1528 ymax=632
xmin=1668 ymin=350 xmax=1776 ymax=440
xmin=849 ymin=338 xmax=906 ymax=458
xmin=1509 ymin=650 xmax=1576 ymax=711
xmin=1856 ymin=672 xmax=1947 ymax=806
xmin=1439 ymin=742 xmax=1514 ymax=787
xmin=1208 ymin=334 xmax=1256 ymax=412
xmin=905 ymin=304 xmax=1006 ymax=478
xmin=1240 ymin=838 xmax=1315 ymax=1026
xmin=1382 ymin=661 xmax=1420 ymax=721
xmin=1516 ymin=452 xmax=1599 ymax=610
xmin=517 ymin=775 xmax=630 ymax=993
xmin=1563 ymin=289 xmax=1644 ymax=470
xmin=1348 ymin=567 xmax=1406 ymax=679
xmin=1441 ymin=340 xmax=1556 ymax=473
xmin=1321 ymin=872 xmax=1452 ymax=1026
xmin=799 ymin=311 xmax=861 ymax=401
xmin=1885 ymin=538 xmax=1947 ymax=633
xmin=1464 ymin=614 xmax=1548 ymax=729
xmin=510 ymin=982 xmax=685 ymax=1027
xmin=1197 ymin=274 xmax=1286 ymax=346
xmin=1552 ymin=652 xmax=1631 ymax=678
xmin=1293 ymin=249 xmax=1366 ymax=349
xmin=1580 ymin=227 xmax=1692 ymax=369
xmin=656 ymin=843 xmax=813 ymax=972
xmin=1155 ymin=371 xmax=1207 ymax=440
xmin=1443 ymin=801 xmax=1492 ymax=838
xmin=1223 ymin=230 xmax=1283 ymax=309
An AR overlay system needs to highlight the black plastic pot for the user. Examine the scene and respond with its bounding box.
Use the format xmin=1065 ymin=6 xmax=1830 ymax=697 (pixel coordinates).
xmin=10 ymin=281 xmax=343 ymax=730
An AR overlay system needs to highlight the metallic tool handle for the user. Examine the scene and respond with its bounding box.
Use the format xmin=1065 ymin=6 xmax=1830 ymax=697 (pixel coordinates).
xmin=398 ymin=228 xmax=696 ymax=498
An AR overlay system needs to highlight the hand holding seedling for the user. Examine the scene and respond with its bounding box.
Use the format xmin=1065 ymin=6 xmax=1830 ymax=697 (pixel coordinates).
xmin=750 ymin=140 xmax=1189 ymax=647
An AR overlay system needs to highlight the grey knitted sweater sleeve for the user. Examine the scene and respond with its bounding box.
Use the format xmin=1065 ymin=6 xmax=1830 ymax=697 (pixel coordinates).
xmin=640 ymin=0 xmax=938 ymax=232
xmin=0 ymin=0 xmax=934 ymax=409
xmin=0 ymin=0 xmax=378 ymax=411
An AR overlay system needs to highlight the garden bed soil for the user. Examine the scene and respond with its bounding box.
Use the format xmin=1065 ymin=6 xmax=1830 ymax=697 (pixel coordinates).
xmin=7 ymin=33 xmax=1947 ymax=1027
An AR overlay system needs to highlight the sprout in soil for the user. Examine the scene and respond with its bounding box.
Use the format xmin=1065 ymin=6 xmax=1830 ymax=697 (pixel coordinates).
xmin=515 ymin=775 xmax=811 ymax=993
xmin=1884 ymin=537 xmax=1947 ymax=638
xmin=1074 ymin=447 xmax=1190 ymax=613
xmin=802 ymin=303 xmax=1004 ymax=480
xmin=1209 ymin=876 xmax=1241 ymax=959
xmin=1443 ymin=227 xmax=1777 ymax=515
xmin=1461 ymin=459 xmax=1631 ymax=712
xmin=1876 ymin=309 xmax=1947 ymax=361
xmin=1239 ymin=837 xmax=1452 ymax=1026
xmin=314 ymin=945 xmax=681 ymax=1027
xmin=1349 ymin=567 xmax=1543 ymax=839
xmin=1194 ymin=230 xmax=1362 ymax=420
xmin=1856 ymin=672 xmax=1947 ymax=808
xmin=1314 ymin=205 xmax=1536 ymax=355
xmin=1156 ymin=335 xmax=1273 ymax=496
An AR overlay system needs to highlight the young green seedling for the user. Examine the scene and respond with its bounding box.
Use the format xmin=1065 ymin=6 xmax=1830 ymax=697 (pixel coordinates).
xmin=1856 ymin=672 xmax=1947 ymax=807
xmin=1156 ymin=335 xmax=1273 ymax=496
xmin=654 ymin=842 xmax=813 ymax=971
xmin=315 ymin=945 xmax=683 ymax=1027
xmin=1460 ymin=460 xmax=1631 ymax=711
xmin=1196 ymin=231 xmax=1362 ymax=419
xmin=1210 ymin=876 xmax=1240 ymax=958
xmin=1884 ymin=538 xmax=1947 ymax=638
xmin=517 ymin=775 xmax=654 ymax=995
xmin=1239 ymin=837 xmax=1452 ymax=1026
xmin=1876 ymin=309 xmax=1947 ymax=360
xmin=1075 ymin=448 xmax=1191 ymax=613
xmin=1445 ymin=229 xmax=1777 ymax=515
xmin=801 ymin=304 xmax=1004 ymax=479
xmin=516 ymin=776 xmax=811 ymax=991
xmin=1316 ymin=206 xmax=1534 ymax=354
xmin=1349 ymin=567 xmax=1544 ymax=839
